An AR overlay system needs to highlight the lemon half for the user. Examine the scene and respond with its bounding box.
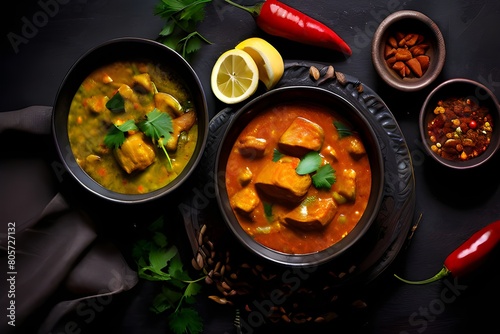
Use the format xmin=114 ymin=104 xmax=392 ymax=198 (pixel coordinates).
xmin=235 ymin=37 xmax=284 ymax=90
xmin=211 ymin=49 xmax=259 ymax=104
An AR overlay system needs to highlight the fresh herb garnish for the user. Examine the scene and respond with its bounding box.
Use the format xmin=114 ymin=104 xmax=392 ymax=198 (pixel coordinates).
xmin=104 ymin=109 xmax=174 ymax=169
xmin=263 ymin=202 xmax=273 ymax=222
xmin=138 ymin=109 xmax=174 ymax=169
xmin=334 ymin=120 xmax=352 ymax=138
xmin=106 ymin=92 xmax=125 ymax=112
xmin=272 ymin=148 xmax=284 ymax=162
xmin=296 ymin=151 xmax=336 ymax=189
xmin=154 ymin=0 xmax=212 ymax=59
xmin=133 ymin=217 xmax=205 ymax=334
xmin=104 ymin=120 xmax=138 ymax=149
xmin=312 ymin=164 xmax=336 ymax=189
xmin=296 ymin=151 xmax=322 ymax=175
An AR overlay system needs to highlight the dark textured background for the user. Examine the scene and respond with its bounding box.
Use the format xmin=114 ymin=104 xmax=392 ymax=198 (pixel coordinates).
xmin=2 ymin=1 xmax=500 ymax=333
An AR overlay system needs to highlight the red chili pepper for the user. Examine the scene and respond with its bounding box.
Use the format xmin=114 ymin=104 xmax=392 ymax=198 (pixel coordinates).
xmin=225 ymin=0 xmax=352 ymax=56
xmin=395 ymin=220 xmax=500 ymax=284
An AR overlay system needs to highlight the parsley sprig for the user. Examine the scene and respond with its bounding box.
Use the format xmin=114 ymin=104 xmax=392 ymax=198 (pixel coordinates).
xmin=133 ymin=217 xmax=205 ymax=334
xmin=154 ymin=0 xmax=212 ymax=59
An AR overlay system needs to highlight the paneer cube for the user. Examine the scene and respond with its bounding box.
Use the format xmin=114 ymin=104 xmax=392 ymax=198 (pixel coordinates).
xmin=114 ymin=132 xmax=156 ymax=174
xmin=230 ymin=187 xmax=260 ymax=214
xmin=237 ymin=167 xmax=253 ymax=186
xmin=255 ymin=157 xmax=311 ymax=203
xmin=345 ymin=137 xmax=366 ymax=159
xmin=335 ymin=169 xmax=357 ymax=202
xmin=283 ymin=197 xmax=337 ymax=230
xmin=84 ymin=95 xmax=109 ymax=113
xmin=278 ymin=117 xmax=324 ymax=157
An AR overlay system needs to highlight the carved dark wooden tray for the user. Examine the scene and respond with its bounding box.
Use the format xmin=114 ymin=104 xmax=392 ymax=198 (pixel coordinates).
xmin=179 ymin=60 xmax=418 ymax=330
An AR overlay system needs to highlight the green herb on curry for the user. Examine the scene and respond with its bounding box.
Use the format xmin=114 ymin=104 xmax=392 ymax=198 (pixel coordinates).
xmin=334 ymin=120 xmax=352 ymax=138
xmin=296 ymin=151 xmax=336 ymax=189
xmin=104 ymin=120 xmax=138 ymax=149
xmin=138 ymin=109 xmax=174 ymax=170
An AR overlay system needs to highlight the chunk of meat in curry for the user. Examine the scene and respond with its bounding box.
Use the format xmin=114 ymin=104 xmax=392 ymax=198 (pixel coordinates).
xmin=237 ymin=136 xmax=267 ymax=158
xmin=254 ymin=157 xmax=312 ymax=204
xmin=231 ymin=187 xmax=260 ymax=214
xmin=278 ymin=117 xmax=324 ymax=157
xmin=283 ymin=197 xmax=337 ymax=230
xmin=114 ymin=132 xmax=156 ymax=174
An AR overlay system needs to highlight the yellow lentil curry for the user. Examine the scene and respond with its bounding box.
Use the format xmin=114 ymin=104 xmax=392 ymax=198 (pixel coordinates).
xmin=67 ymin=61 xmax=198 ymax=194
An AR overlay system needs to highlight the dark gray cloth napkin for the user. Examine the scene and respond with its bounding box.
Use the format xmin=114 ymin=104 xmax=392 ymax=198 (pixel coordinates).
xmin=0 ymin=106 xmax=138 ymax=334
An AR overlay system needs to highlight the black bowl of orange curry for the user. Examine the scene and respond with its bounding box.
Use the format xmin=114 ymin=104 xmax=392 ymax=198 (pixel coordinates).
xmin=215 ymin=86 xmax=385 ymax=267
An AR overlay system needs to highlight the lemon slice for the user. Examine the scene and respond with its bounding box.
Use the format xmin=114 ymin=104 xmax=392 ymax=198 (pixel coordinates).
xmin=211 ymin=49 xmax=259 ymax=104
xmin=235 ymin=37 xmax=284 ymax=90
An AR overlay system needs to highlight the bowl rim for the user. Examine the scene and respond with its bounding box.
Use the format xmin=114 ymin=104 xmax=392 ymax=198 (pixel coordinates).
xmin=419 ymin=77 xmax=500 ymax=169
xmin=371 ymin=9 xmax=446 ymax=92
xmin=214 ymin=85 xmax=385 ymax=267
xmin=52 ymin=37 xmax=209 ymax=203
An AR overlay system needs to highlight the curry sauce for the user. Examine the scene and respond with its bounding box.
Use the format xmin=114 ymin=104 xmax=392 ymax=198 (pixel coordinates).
xmin=225 ymin=103 xmax=372 ymax=254
xmin=67 ymin=61 xmax=197 ymax=194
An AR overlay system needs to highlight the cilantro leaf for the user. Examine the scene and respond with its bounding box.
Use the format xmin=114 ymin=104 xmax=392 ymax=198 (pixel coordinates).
xmin=154 ymin=0 xmax=212 ymax=60
xmin=312 ymin=164 xmax=336 ymax=189
xmin=263 ymin=202 xmax=273 ymax=222
xmin=106 ymin=92 xmax=125 ymax=112
xmin=334 ymin=121 xmax=352 ymax=138
xmin=168 ymin=307 xmax=203 ymax=334
xmin=133 ymin=217 xmax=206 ymax=334
xmin=138 ymin=109 xmax=173 ymax=141
xmin=296 ymin=151 xmax=322 ymax=175
xmin=138 ymin=109 xmax=174 ymax=169
xmin=104 ymin=120 xmax=138 ymax=149
xmin=272 ymin=149 xmax=284 ymax=162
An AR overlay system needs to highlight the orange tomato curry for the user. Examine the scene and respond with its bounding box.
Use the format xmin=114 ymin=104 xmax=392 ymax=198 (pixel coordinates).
xmin=225 ymin=103 xmax=372 ymax=254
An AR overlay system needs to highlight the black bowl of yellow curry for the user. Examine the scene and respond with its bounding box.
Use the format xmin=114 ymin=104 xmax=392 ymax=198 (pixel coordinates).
xmin=215 ymin=86 xmax=385 ymax=267
xmin=52 ymin=38 xmax=208 ymax=203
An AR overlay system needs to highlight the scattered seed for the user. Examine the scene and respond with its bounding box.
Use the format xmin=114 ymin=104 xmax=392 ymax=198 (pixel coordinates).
xmin=192 ymin=257 xmax=201 ymax=270
xmin=352 ymin=299 xmax=368 ymax=309
xmin=317 ymin=65 xmax=335 ymax=84
xmin=336 ymin=71 xmax=347 ymax=85
xmin=196 ymin=252 xmax=205 ymax=269
xmin=221 ymin=281 xmax=231 ymax=291
xmin=208 ymin=295 xmax=231 ymax=305
xmin=309 ymin=66 xmax=320 ymax=80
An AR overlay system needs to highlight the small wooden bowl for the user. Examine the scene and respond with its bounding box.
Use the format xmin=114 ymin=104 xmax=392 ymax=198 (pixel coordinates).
xmin=371 ymin=10 xmax=446 ymax=92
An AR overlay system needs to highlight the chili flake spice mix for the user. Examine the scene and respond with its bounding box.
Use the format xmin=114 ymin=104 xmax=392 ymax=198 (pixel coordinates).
xmin=426 ymin=96 xmax=493 ymax=162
